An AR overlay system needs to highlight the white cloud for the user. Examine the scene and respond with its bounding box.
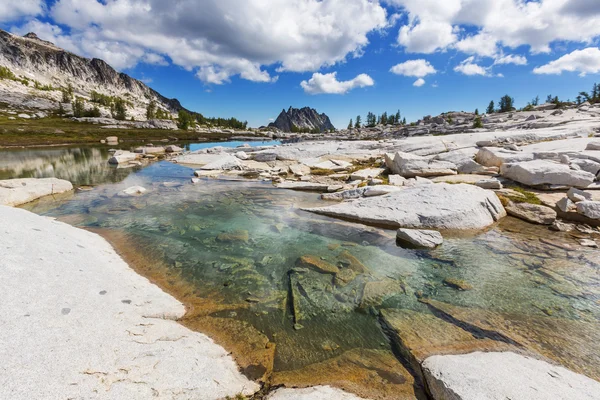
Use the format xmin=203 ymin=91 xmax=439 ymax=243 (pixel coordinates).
xmin=0 ymin=0 xmax=44 ymax=22
xmin=388 ymin=0 xmax=600 ymax=57
xmin=390 ymin=59 xmax=436 ymax=77
xmin=413 ymin=78 xmax=425 ymax=87
xmin=455 ymin=32 xmax=497 ymax=57
xmin=300 ymin=72 xmax=374 ymax=94
xmin=39 ymin=0 xmax=388 ymax=83
xmin=533 ymin=47 xmax=600 ymax=76
xmin=494 ymin=53 xmax=528 ymax=66
xmin=454 ymin=56 xmax=489 ymax=76
xmin=398 ymin=20 xmax=456 ymax=54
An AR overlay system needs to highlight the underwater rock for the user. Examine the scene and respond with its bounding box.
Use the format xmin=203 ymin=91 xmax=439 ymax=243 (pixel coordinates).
xmin=505 ymin=202 xmax=557 ymax=225
xmin=216 ymin=230 xmax=250 ymax=243
xmin=297 ymin=255 xmax=340 ymax=275
xmin=360 ymin=280 xmax=400 ymax=308
xmin=442 ymin=278 xmax=473 ymax=291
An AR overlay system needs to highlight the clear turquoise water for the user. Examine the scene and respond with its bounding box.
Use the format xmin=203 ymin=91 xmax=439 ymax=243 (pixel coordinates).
xmin=9 ymin=145 xmax=600 ymax=390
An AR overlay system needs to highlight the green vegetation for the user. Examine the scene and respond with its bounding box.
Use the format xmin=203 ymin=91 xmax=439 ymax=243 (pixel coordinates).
xmin=111 ymin=98 xmax=127 ymax=120
xmin=146 ymin=100 xmax=157 ymax=119
xmin=502 ymin=186 xmax=542 ymax=205
xmin=33 ymin=80 xmax=54 ymax=91
xmin=0 ymin=66 xmax=16 ymax=80
xmin=177 ymin=109 xmax=193 ymax=130
xmin=354 ymin=115 xmax=362 ymax=129
xmin=0 ymin=108 xmax=247 ymax=146
xmin=310 ymin=168 xmax=335 ymax=176
xmin=498 ymin=95 xmax=515 ymax=113
xmin=193 ymin=112 xmax=248 ymax=130
xmin=73 ymin=97 xmax=101 ymax=118
xmin=365 ymin=110 xmax=403 ymax=127
xmin=486 ymin=100 xmax=495 ymax=114
xmin=472 ymin=116 xmax=483 ymax=128
xmin=348 ymin=118 xmax=353 ymax=129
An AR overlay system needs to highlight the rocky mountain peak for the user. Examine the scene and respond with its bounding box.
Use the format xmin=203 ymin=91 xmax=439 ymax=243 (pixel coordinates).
xmin=269 ymin=106 xmax=335 ymax=133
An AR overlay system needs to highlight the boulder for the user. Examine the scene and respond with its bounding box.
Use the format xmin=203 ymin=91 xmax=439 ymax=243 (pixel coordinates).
xmin=134 ymin=146 xmax=166 ymax=155
xmin=321 ymin=188 xmax=368 ymax=201
xmin=586 ymin=141 xmax=600 ymax=151
xmin=388 ymin=175 xmax=407 ymax=186
xmin=200 ymin=155 xmax=243 ymax=171
xmin=305 ymin=183 xmax=506 ymax=230
xmin=505 ymin=202 xmax=557 ymax=225
xmin=105 ymin=136 xmax=118 ymax=145
xmin=363 ymin=185 xmax=404 ymax=197
xmin=254 ymin=153 xmax=277 ymax=162
xmin=475 ymin=179 xmax=502 ymax=190
xmin=577 ymin=201 xmax=600 ymax=220
xmin=501 ymin=160 xmax=595 ymax=188
xmin=396 ymin=228 xmax=443 ymax=249
xmin=423 ymin=352 xmax=600 ymax=400
xmin=570 ymin=159 xmax=600 ymax=176
xmin=476 ymin=148 xmax=535 ymax=167
xmin=289 ymin=164 xmax=311 ymax=176
xmin=165 ymin=145 xmax=183 ymax=153
xmin=350 ymin=168 xmax=385 ymax=181
xmin=266 ymin=386 xmax=364 ymax=400
xmin=108 ymin=150 xmax=138 ymax=165
xmin=235 ymin=151 xmax=250 ymax=160
xmin=276 ymin=182 xmax=331 ymax=192
xmin=556 ymin=197 xmax=576 ymax=213
xmin=390 ymin=152 xmax=457 ymax=178
xmin=568 ymin=188 xmax=593 ymax=203
xmin=0 ymin=178 xmax=73 ymax=207
xmin=118 ymin=186 xmax=147 ymax=197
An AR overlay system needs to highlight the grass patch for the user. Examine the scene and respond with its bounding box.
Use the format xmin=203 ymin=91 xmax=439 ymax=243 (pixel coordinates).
xmin=310 ymin=168 xmax=335 ymax=176
xmin=346 ymin=157 xmax=384 ymax=174
xmin=0 ymin=112 xmax=253 ymax=146
xmin=503 ymin=185 xmax=542 ymax=205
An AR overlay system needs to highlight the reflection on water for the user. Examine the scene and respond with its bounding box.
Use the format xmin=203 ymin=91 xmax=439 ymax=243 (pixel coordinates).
xmin=11 ymin=154 xmax=600 ymax=397
xmin=0 ymin=146 xmax=139 ymax=186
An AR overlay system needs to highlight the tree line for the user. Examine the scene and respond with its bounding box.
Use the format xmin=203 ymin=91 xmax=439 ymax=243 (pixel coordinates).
xmin=348 ymin=110 xmax=406 ymax=129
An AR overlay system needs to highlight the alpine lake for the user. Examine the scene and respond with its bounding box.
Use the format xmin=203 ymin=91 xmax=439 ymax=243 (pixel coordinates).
xmin=4 ymin=142 xmax=600 ymax=399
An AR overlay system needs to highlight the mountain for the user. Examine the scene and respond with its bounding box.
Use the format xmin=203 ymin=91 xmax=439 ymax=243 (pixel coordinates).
xmin=0 ymin=29 xmax=186 ymax=119
xmin=269 ymin=106 xmax=335 ymax=133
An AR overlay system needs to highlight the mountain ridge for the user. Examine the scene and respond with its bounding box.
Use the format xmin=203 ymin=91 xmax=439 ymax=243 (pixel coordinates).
xmin=0 ymin=29 xmax=187 ymax=119
xmin=269 ymin=106 xmax=335 ymax=133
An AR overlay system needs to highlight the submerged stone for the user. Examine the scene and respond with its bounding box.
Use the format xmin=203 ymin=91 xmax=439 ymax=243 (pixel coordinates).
xmin=296 ymin=255 xmax=340 ymax=275
xmin=216 ymin=230 xmax=250 ymax=243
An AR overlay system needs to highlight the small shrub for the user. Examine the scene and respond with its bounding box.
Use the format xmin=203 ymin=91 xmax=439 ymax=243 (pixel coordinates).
xmin=473 ymin=116 xmax=483 ymax=128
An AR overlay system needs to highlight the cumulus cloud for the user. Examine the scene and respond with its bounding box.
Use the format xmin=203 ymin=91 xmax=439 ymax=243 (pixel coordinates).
xmin=390 ymin=59 xmax=436 ymax=77
xmin=494 ymin=53 xmax=528 ymax=66
xmin=413 ymin=78 xmax=425 ymax=87
xmin=0 ymin=0 xmax=44 ymax=22
xmin=388 ymin=0 xmax=600 ymax=57
xmin=533 ymin=47 xmax=600 ymax=76
xmin=300 ymin=72 xmax=374 ymax=94
xmin=454 ymin=56 xmax=489 ymax=76
xmin=38 ymin=0 xmax=388 ymax=83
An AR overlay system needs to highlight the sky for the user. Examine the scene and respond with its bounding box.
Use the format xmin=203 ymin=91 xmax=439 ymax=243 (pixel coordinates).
xmin=2 ymin=0 xmax=600 ymax=128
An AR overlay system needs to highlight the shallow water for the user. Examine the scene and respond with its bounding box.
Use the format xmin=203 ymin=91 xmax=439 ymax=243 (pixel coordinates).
xmin=11 ymin=145 xmax=600 ymax=398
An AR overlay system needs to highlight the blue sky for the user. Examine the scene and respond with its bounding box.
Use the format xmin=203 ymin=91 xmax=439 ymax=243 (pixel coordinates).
xmin=2 ymin=0 xmax=600 ymax=128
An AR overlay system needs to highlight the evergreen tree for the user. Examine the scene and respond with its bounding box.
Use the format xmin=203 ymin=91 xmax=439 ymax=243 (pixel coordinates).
xmin=366 ymin=112 xmax=377 ymax=127
xmin=146 ymin=100 xmax=157 ymax=120
xmin=395 ymin=110 xmax=401 ymax=124
xmin=473 ymin=116 xmax=483 ymax=128
xmin=474 ymin=108 xmax=479 ymax=115
xmin=498 ymin=95 xmax=514 ymax=113
xmin=178 ymin=110 xmax=193 ymax=130
xmin=73 ymin=97 xmax=85 ymax=118
xmin=486 ymin=101 xmax=495 ymax=114
xmin=355 ymin=115 xmax=362 ymax=128
xmin=402 ymin=117 xmax=406 ymax=125
xmin=348 ymin=119 xmax=353 ymax=129
xmin=57 ymin=102 xmax=64 ymax=116
xmin=112 ymin=98 xmax=127 ymax=120
xmin=381 ymin=112 xmax=388 ymax=126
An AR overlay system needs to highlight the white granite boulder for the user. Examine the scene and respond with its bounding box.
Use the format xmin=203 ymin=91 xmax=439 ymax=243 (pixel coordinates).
xmin=501 ymin=160 xmax=595 ymax=188
xmin=305 ymin=183 xmax=506 ymax=230
xmin=389 ymin=152 xmax=457 ymax=178
xmin=577 ymin=201 xmax=600 ymax=220
xmin=422 ymin=352 xmax=600 ymax=400
xmin=396 ymin=228 xmax=443 ymax=249
xmin=505 ymin=202 xmax=557 ymax=225
xmin=0 ymin=178 xmax=73 ymax=207
xmin=476 ymin=147 xmax=535 ymax=167
xmin=108 ymin=150 xmax=138 ymax=165
xmin=199 ymin=155 xmax=243 ymax=171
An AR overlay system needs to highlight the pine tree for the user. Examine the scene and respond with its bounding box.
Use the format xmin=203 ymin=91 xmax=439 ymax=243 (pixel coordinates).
xmin=474 ymin=108 xmax=479 ymax=116
xmin=381 ymin=112 xmax=388 ymax=126
xmin=178 ymin=110 xmax=192 ymax=130
xmin=57 ymin=102 xmax=64 ymax=116
xmin=112 ymin=98 xmax=127 ymax=121
xmin=146 ymin=100 xmax=156 ymax=120
xmin=402 ymin=117 xmax=407 ymax=125
xmin=498 ymin=95 xmax=514 ymax=113
xmin=348 ymin=119 xmax=353 ymax=129
xmin=73 ymin=97 xmax=85 ymax=118
xmin=395 ymin=110 xmax=401 ymax=124
xmin=355 ymin=115 xmax=362 ymax=128
xmin=486 ymin=100 xmax=495 ymax=114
